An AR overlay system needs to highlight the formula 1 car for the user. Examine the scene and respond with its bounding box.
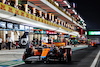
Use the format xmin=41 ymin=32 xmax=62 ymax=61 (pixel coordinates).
xmin=22 ymin=42 xmax=72 ymax=64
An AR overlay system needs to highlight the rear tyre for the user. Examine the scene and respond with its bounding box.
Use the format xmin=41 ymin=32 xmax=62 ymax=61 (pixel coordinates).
xmin=67 ymin=48 xmax=71 ymax=62
xmin=25 ymin=61 xmax=32 ymax=64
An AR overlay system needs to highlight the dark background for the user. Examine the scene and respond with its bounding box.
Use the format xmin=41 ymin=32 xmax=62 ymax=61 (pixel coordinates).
xmin=67 ymin=0 xmax=100 ymax=30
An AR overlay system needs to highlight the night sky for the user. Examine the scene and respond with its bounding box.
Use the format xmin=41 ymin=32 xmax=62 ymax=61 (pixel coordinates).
xmin=67 ymin=0 xmax=100 ymax=30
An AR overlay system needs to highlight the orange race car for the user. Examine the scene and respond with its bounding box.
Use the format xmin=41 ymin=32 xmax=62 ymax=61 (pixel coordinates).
xmin=22 ymin=42 xmax=72 ymax=64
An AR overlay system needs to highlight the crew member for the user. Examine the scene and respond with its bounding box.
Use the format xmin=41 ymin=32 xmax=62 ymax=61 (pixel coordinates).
xmin=7 ymin=36 xmax=12 ymax=50
xmin=0 ymin=37 xmax=2 ymax=50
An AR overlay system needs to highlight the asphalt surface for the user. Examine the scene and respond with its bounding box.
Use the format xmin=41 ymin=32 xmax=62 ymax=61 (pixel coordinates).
xmin=96 ymin=51 xmax=100 ymax=67
xmin=15 ymin=45 xmax=100 ymax=67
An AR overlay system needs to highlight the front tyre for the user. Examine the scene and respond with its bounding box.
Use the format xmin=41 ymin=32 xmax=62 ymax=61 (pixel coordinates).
xmin=25 ymin=61 xmax=32 ymax=64
xmin=43 ymin=57 xmax=49 ymax=64
xmin=67 ymin=48 xmax=72 ymax=62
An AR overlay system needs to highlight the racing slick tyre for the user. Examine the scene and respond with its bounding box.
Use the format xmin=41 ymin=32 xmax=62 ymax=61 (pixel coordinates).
xmin=43 ymin=60 xmax=49 ymax=64
xmin=67 ymin=55 xmax=71 ymax=62
xmin=43 ymin=57 xmax=49 ymax=64
xmin=67 ymin=48 xmax=72 ymax=62
xmin=25 ymin=61 xmax=32 ymax=64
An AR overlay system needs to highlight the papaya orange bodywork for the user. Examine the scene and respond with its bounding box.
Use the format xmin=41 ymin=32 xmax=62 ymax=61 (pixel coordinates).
xmin=41 ymin=48 xmax=51 ymax=57
xmin=34 ymin=49 xmax=41 ymax=56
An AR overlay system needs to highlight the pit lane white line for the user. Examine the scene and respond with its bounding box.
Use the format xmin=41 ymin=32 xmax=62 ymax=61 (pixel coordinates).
xmin=90 ymin=50 xmax=100 ymax=67
xmin=8 ymin=62 xmax=24 ymax=67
